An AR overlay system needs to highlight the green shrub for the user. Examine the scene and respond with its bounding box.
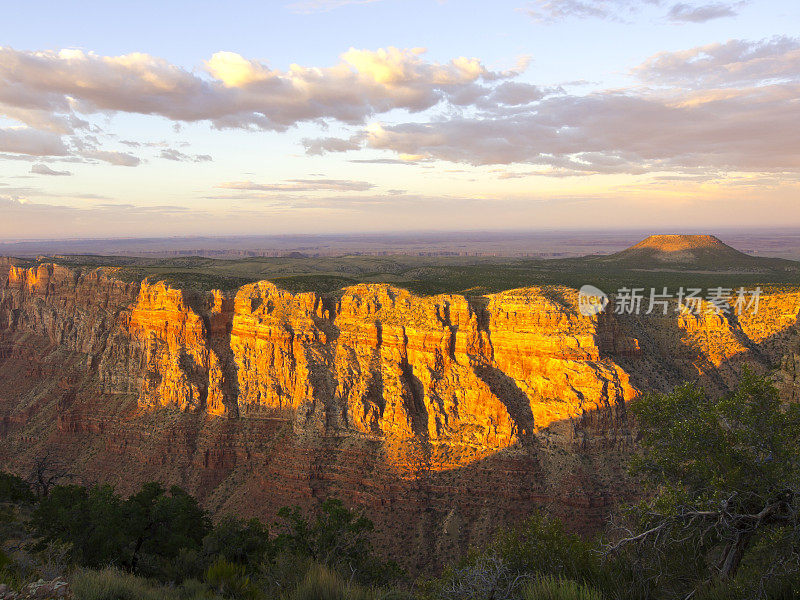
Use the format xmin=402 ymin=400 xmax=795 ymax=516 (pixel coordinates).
xmin=521 ymin=576 xmax=605 ymax=600
xmin=491 ymin=513 xmax=601 ymax=584
xmin=204 ymin=558 xmax=260 ymax=599
xmin=275 ymin=498 xmax=402 ymax=587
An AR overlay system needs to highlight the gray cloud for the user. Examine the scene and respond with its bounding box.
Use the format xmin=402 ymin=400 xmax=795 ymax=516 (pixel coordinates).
xmin=524 ymin=0 xmax=743 ymax=23
xmin=159 ymin=148 xmax=213 ymax=162
xmin=83 ymin=150 xmax=141 ymax=166
xmin=635 ymin=36 xmax=800 ymax=88
xmin=488 ymin=81 xmax=545 ymax=105
xmin=523 ymin=0 xmax=660 ymax=22
xmin=31 ymin=163 xmax=72 ymax=176
xmin=302 ymin=136 xmax=362 ymax=155
xmin=348 ymin=158 xmax=419 ymax=165
xmin=365 ymin=87 xmax=800 ymax=172
xmin=667 ymin=2 xmax=740 ymax=22
xmin=0 ymin=127 xmax=69 ymax=156
xmin=357 ymin=37 xmax=800 ymax=175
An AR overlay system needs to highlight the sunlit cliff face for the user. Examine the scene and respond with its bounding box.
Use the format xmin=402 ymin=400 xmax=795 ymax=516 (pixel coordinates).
xmin=124 ymin=278 xmax=638 ymax=468
xmin=4 ymin=263 xmax=799 ymax=473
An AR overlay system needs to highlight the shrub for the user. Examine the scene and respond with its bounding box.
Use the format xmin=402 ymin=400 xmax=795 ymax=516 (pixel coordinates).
xmin=275 ymin=498 xmax=402 ymax=586
xmin=202 ymin=516 xmax=272 ymax=572
xmin=204 ymin=558 xmax=260 ymax=599
xmin=0 ymin=548 xmax=24 ymax=590
xmin=289 ymin=563 xmax=377 ymax=600
xmin=71 ymin=567 xmax=179 ymax=600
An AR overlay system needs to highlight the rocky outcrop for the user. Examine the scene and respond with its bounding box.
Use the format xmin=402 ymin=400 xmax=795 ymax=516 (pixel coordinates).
xmin=87 ymin=279 xmax=636 ymax=461
xmin=1 ymin=262 xmax=799 ymax=570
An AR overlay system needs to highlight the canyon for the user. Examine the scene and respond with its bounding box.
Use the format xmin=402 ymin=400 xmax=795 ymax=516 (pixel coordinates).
xmin=1 ymin=257 xmax=799 ymax=570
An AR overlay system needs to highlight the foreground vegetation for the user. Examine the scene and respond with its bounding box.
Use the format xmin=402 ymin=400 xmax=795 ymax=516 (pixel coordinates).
xmin=1 ymin=372 xmax=799 ymax=599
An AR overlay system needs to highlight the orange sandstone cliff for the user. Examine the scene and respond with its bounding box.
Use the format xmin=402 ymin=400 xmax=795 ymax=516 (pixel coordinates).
xmin=1 ymin=263 xmax=799 ymax=570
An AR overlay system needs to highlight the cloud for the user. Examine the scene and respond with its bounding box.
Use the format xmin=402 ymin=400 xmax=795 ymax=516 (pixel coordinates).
xmin=0 ymin=46 xmax=509 ymax=134
xmin=0 ymin=127 xmax=69 ymax=156
xmin=365 ymin=90 xmax=800 ymax=172
xmin=524 ymin=0 xmax=743 ymax=23
xmin=31 ymin=163 xmax=72 ymax=176
xmin=159 ymin=148 xmax=213 ymax=162
xmin=302 ymin=136 xmax=362 ymax=155
xmin=355 ymin=37 xmax=800 ymax=175
xmin=286 ymin=0 xmax=382 ymax=13
xmin=216 ymin=178 xmax=376 ymax=193
xmin=488 ymin=81 xmax=545 ymax=105
xmin=523 ymin=0 xmax=659 ymax=22
xmin=667 ymin=2 xmax=740 ymax=22
xmin=83 ymin=150 xmax=141 ymax=166
xmin=634 ymin=36 xmax=800 ymax=88
xmin=348 ymin=157 xmax=418 ymax=165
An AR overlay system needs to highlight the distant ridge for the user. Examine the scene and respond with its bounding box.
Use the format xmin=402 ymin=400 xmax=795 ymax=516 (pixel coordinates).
xmin=598 ymin=234 xmax=799 ymax=272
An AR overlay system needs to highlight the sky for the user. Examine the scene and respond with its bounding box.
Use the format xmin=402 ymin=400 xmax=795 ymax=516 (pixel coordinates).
xmin=1 ymin=0 xmax=799 ymax=240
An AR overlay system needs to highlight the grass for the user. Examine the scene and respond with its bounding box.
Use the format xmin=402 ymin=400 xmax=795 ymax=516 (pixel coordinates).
xmin=289 ymin=564 xmax=379 ymax=600
xmin=71 ymin=568 xmax=213 ymax=600
xmin=521 ymin=576 xmax=605 ymax=600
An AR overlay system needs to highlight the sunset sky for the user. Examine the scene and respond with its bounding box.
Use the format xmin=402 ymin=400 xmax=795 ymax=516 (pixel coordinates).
xmin=1 ymin=0 xmax=799 ymax=239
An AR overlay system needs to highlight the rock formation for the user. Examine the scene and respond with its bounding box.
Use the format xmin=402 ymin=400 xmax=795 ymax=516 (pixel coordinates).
xmin=1 ymin=261 xmax=799 ymax=570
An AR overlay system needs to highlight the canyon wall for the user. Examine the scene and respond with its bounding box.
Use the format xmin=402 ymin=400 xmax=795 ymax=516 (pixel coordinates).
xmin=1 ymin=263 xmax=799 ymax=570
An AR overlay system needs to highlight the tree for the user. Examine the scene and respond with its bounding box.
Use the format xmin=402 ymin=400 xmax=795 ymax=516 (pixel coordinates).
xmin=609 ymin=371 xmax=800 ymax=594
xmin=28 ymin=452 xmax=71 ymax=498
xmin=124 ymin=482 xmax=211 ymax=574
xmin=0 ymin=472 xmax=34 ymax=505
xmin=31 ymin=484 xmax=128 ymax=568
xmin=30 ymin=481 xmax=211 ymax=578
